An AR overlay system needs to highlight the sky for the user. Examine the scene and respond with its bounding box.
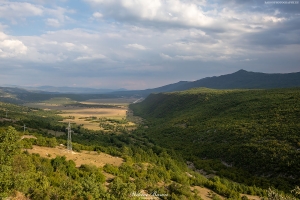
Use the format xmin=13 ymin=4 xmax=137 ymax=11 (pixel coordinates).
xmin=0 ymin=0 xmax=299 ymax=90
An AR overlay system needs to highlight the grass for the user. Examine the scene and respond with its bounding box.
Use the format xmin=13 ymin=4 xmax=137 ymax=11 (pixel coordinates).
xmin=26 ymin=145 xmax=123 ymax=167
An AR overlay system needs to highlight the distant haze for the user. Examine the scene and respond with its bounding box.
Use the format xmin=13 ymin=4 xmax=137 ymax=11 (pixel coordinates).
xmin=0 ymin=0 xmax=299 ymax=89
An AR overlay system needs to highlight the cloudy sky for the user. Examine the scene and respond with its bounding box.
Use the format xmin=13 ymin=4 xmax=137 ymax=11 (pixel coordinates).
xmin=0 ymin=0 xmax=299 ymax=89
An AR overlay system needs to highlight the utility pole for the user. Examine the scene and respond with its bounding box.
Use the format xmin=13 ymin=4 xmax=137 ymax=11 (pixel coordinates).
xmin=66 ymin=122 xmax=72 ymax=152
xmin=23 ymin=124 xmax=26 ymax=133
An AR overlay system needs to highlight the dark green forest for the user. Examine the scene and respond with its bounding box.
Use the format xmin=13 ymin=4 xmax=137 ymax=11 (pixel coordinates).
xmin=130 ymin=87 xmax=300 ymax=194
xmin=1 ymin=87 xmax=300 ymax=199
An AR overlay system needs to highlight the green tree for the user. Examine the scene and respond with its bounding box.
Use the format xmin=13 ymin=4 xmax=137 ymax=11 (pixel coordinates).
xmin=0 ymin=126 xmax=21 ymax=197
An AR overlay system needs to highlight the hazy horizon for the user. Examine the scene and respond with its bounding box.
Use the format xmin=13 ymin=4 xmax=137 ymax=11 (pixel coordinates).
xmin=1 ymin=0 xmax=299 ymax=89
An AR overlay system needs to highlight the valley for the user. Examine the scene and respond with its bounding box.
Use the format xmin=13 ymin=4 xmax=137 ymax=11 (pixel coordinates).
xmin=0 ymin=84 xmax=300 ymax=199
xmin=24 ymin=97 xmax=139 ymax=132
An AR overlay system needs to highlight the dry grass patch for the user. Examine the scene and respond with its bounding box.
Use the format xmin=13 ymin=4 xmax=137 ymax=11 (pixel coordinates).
xmin=192 ymin=186 xmax=225 ymax=200
xmin=58 ymin=107 xmax=128 ymax=131
xmin=26 ymin=145 xmax=123 ymax=167
xmin=21 ymin=135 xmax=37 ymax=139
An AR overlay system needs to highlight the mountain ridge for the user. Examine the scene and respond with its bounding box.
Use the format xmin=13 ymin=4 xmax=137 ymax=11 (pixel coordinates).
xmin=1 ymin=69 xmax=300 ymax=101
xmin=111 ymin=69 xmax=300 ymax=97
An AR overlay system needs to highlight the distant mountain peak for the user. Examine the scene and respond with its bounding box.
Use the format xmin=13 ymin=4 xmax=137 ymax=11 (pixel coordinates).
xmin=235 ymin=69 xmax=248 ymax=73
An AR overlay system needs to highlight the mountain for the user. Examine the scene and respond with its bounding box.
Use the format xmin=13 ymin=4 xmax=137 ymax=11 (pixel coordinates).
xmin=0 ymin=86 xmax=118 ymax=103
xmin=130 ymin=87 xmax=300 ymax=191
xmin=2 ymin=69 xmax=300 ymax=101
xmin=175 ymin=69 xmax=300 ymax=90
xmin=20 ymin=86 xmax=127 ymax=94
xmin=110 ymin=81 xmax=189 ymax=97
xmin=112 ymin=70 xmax=300 ymax=97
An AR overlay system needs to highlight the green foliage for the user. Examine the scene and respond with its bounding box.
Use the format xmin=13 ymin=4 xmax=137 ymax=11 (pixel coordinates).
xmin=103 ymin=163 xmax=119 ymax=176
xmin=109 ymin=177 xmax=136 ymax=200
xmin=2 ymin=91 xmax=300 ymax=199
xmin=0 ymin=127 xmax=21 ymax=197
xmin=130 ymin=88 xmax=300 ymax=194
xmin=79 ymin=164 xmax=106 ymax=183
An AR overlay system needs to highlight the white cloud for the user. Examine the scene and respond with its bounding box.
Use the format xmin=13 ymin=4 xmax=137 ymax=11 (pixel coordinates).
xmin=0 ymin=37 xmax=28 ymax=58
xmin=0 ymin=0 xmax=299 ymax=89
xmin=75 ymin=54 xmax=106 ymax=61
xmin=0 ymin=1 xmax=74 ymax=28
xmin=93 ymin=12 xmax=103 ymax=18
xmin=125 ymin=43 xmax=148 ymax=50
xmin=46 ymin=18 xmax=61 ymax=27
xmin=86 ymin=0 xmax=215 ymax=28
xmin=160 ymin=53 xmax=172 ymax=59
xmin=0 ymin=2 xmax=43 ymax=20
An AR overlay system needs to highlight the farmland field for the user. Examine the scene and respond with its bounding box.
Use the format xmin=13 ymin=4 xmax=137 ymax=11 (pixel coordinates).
xmin=24 ymin=97 xmax=141 ymax=131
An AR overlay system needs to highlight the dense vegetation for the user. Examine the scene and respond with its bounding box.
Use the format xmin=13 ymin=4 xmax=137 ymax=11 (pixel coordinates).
xmin=130 ymin=87 xmax=300 ymax=192
xmin=1 ymin=88 xmax=300 ymax=199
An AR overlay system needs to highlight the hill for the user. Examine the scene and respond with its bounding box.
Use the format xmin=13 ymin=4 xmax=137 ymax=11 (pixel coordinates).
xmin=112 ymin=70 xmax=300 ymax=97
xmin=1 ymin=95 xmax=299 ymax=199
xmin=110 ymin=81 xmax=189 ymax=97
xmin=130 ymin=87 xmax=300 ymax=191
xmin=0 ymin=101 xmax=267 ymax=200
xmin=21 ymin=85 xmax=127 ymax=94
xmin=176 ymin=70 xmax=300 ymax=90
xmin=0 ymin=87 xmax=118 ymax=103
xmin=2 ymin=70 xmax=300 ymax=102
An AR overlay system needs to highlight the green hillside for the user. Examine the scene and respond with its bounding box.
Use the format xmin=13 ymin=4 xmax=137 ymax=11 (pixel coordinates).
xmin=1 ymin=101 xmax=273 ymax=200
xmin=1 ymin=92 xmax=300 ymax=199
xmin=130 ymin=87 xmax=300 ymax=191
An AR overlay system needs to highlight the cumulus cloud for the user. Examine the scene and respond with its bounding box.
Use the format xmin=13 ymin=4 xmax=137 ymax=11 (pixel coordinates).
xmin=0 ymin=33 xmax=28 ymax=58
xmin=85 ymin=0 xmax=216 ymax=29
xmin=0 ymin=1 xmax=43 ymax=20
xmin=0 ymin=0 xmax=299 ymax=89
xmin=0 ymin=1 xmax=74 ymax=27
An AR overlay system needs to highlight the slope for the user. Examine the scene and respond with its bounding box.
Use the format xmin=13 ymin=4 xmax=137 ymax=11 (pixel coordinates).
xmin=130 ymin=87 xmax=300 ymax=191
xmin=112 ymin=70 xmax=300 ymax=97
xmin=176 ymin=70 xmax=300 ymax=90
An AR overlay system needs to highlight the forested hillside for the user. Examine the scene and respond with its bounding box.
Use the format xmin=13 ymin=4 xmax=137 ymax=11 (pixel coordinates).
xmin=130 ymin=87 xmax=300 ymax=192
xmin=1 ymin=90 xmax=300 ymax=199
xmin=0 ymin=101 xmax=278 ymax=199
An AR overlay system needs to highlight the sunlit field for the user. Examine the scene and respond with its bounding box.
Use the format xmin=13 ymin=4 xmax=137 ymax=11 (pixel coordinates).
xmin=26 ymin=145 xmax=123 ymax=168
xmin=24 ymin=97 xmax=141 ymax=131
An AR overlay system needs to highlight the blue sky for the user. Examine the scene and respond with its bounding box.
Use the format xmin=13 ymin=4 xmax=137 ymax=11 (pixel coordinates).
xmin=0 ymin=0 xmax=299 ymax=89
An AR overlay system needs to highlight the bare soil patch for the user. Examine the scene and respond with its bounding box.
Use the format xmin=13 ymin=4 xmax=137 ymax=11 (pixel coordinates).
xmin=26 ymin=145 xmax=123 ymax=167
xmin=21 ymin=135 xmax=37 ymax=139
xmin=192 ymin=186 xmax=225 ymax=200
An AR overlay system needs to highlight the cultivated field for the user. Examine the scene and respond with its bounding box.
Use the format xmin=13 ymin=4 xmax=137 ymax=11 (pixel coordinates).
xmin=59 ymin=107 xmax=128 ymax=131
xmin=24 ymin=97 xmax=142 ymax=131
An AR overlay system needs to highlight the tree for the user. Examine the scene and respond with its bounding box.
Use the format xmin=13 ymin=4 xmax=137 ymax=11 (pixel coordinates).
xmin=0 ymin=126 xmax=21 ymax=197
